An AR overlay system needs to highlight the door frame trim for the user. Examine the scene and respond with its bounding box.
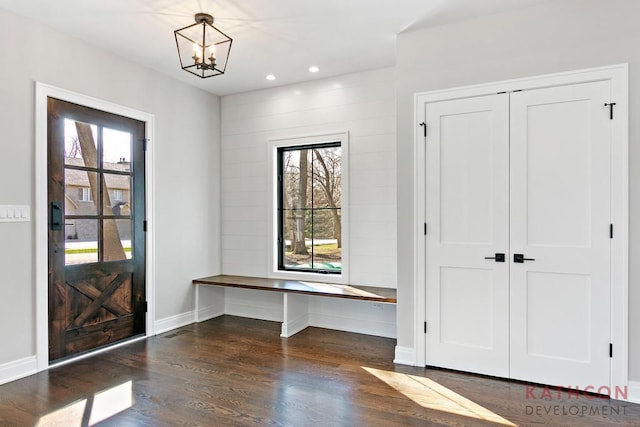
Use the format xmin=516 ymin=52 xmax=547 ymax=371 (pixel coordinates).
xmin=413 ymin=64 xmax=629 ymax=393
xmin=35 ymin=82 xmax=156 ymax=371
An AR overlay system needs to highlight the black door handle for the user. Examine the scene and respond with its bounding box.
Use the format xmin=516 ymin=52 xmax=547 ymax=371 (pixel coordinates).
xmin=484 ymin=253 xmax=505 ymax=262
xmin=513 ymin=253 xmax=535 ymax=263
xmin=51 ymin=202 xmax=62 ymax=231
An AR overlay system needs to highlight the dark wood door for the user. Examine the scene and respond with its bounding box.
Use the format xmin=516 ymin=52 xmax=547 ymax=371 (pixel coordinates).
xmin=47 ymin=98 xmax=146 ymax=362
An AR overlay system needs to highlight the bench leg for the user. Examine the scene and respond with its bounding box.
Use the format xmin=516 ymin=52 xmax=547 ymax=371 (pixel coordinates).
xmin=281 ymin=293 xmax=309 ymax=337
xmin=194 ymin=284 xmax=200 ymax=322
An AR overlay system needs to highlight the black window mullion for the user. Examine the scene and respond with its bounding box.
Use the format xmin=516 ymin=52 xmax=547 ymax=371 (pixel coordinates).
xmin=277 ymin=148 xmax=285 ymax=270
xmin=97 ymin=125 xmax=104 ymax=262
xmin=310 ymin=149 xmax=315 ymax=269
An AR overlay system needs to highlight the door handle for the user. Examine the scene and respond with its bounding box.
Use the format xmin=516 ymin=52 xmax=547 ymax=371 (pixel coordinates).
xmin=484 ymin=253 xmax=505 ymax=262
xmin=51 ymin=202 xmax=62 ymax=231
xmin=513 ymin=253 xmax=535 ymax=263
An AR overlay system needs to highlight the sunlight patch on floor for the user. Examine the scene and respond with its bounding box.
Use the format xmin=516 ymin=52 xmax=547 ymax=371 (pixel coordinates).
xmin=362 ymin=367 xmax=515 ymax=426
xmin=36 ymin=380 xmax=133 ymax=427
xmin=89 ymin=380 xmax=133 ymax=425
xmin=36 ymin=399 xmax=87 ymax=427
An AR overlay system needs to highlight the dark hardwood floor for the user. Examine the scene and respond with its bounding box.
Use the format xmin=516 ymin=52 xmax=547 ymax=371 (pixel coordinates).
xmin=0 ymin=315 xmax=639 ymax=426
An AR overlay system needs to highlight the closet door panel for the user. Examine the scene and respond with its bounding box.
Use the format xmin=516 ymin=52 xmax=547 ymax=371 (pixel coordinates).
xmin=424 ymin=94 xmax=510 ymax=377
xmin=509 ymin=81 xmax=611 ymax=389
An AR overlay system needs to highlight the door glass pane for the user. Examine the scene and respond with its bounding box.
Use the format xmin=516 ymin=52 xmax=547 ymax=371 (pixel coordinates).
xmin=64 ymin=119 xmax=98 ymax=167
xmin=103 ymin=218 xmax=129 ymax=262
xmin=103 ymin=173 xmax=131 ymax=216
xmin=65 ymin=219 xmax=98 ymax=265
xmin=103 ymin=127 xmax=132 ymax=171
xmin=116 ymin=219 xmax=133 ymax=260
xmin=65 ymin=169 xmax=98 ymax=216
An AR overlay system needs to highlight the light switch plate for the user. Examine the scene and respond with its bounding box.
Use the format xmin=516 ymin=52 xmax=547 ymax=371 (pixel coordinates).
xmin=0 ymin=205 xmax=30 ymax=222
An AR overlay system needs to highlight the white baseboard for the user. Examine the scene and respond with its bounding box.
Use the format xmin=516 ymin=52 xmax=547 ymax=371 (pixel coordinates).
xmin=309 ymin=313 xmax=396 ymax=339
xmin=154 ymin=311 xmax=195 ymax=335
xmin=628 ymin=381 xmax=640 ymax=404
xmin=394 ymin=346 xmax=416 ymax=366
xmin=281 ymin=313 xmax=309 ymax=338
xmin=196 ymin=306 xmax=224 ymax=323
xmin=0 ymin=356 xmax=37 ymax=386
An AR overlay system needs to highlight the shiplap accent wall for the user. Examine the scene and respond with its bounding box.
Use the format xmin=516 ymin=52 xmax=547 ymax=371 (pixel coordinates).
xmin=219 ymin=68 xmax=397 ymax=337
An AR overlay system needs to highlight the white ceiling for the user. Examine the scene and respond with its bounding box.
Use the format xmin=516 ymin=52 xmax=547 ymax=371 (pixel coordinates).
xmin=0 ymin=0 xmax=549 ymax=96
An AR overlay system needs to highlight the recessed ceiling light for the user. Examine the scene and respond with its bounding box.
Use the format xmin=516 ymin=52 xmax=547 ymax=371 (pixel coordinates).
xmin=266 ymin=74 xmax=276 ymax=81
xmin=309 ymin=66 xmax=320 ymax=73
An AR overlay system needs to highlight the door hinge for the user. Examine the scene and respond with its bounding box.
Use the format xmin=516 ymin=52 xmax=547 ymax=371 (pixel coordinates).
xmin=419 ymin=122 xmax=427 ymax=137
xmin=424 ymin=223 xmax=427 ymax=235
xmin=610 ymin=224 xmax=613 ymax=239
xmin=610 ymin=343 xmax=613 ymax=358
xmin=143 ymin=220 xmax=147 ymax=232
xmin=604 ymin=102 xmax=616 ymax=120
xmin=424 ymin=321 xmax=427 ymax=334
xmin=143 ymin=301 xmax=148 ymax=313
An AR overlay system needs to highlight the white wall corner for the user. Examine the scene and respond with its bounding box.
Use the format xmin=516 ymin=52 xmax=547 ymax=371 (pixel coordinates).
xmin=0 ymin=356 xmax=38 ymax=386
xmin=154 ymin=311 xmax=195 ymax=335
xmin=627 ymin=381 xmax=640 ymax=404
xmin=394 ymin=346 xmax=416 ymax=366
xmin=194 ymin=285 xmax=225 ymax=323
xmin=196 ymin=306 xmax=225 ymax=323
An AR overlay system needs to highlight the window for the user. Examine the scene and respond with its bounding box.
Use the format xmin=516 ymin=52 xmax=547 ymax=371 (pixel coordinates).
xmin=112 ymin=189 xmax=123 ymax=201
xmin=79 ymin=187 xmax=92 ymax=202
xmin=277 ymin=142 xmax=343 ymax=274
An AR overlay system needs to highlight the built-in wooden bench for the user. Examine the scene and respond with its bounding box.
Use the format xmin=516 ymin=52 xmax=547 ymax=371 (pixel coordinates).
xmin=193 ymin=274 xmax=396 ymax=337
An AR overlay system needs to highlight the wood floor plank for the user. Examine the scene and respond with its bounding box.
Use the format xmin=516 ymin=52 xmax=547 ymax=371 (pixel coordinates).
xmin=0 ymin=315 xmax=639 ymax=426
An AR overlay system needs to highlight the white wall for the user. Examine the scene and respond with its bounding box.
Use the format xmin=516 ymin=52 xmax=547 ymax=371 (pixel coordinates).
xmin=221 ymin=68 xmax=397 ymax=286
xmin=0 ymin=8 xmax=221 ymax=369
xmin=396 ymin=0 xmax=640 ymax=380
xmin=219 ymin=68 xmax=397 ymax=336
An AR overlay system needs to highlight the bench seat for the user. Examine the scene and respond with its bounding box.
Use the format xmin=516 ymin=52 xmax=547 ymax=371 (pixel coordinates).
xmin=192 ymin=274 xmax=397 ymax=303
xmin=192 ymin=274 xmax=396 ymax=338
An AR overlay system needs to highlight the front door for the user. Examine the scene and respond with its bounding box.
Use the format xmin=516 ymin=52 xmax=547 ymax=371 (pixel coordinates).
xmin=48 ymin=98 xmax=146 ymax=362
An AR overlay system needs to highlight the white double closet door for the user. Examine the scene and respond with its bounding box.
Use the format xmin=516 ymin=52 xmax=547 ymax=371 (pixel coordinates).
xmin=425 ymin=80 xmax=611 ymax=389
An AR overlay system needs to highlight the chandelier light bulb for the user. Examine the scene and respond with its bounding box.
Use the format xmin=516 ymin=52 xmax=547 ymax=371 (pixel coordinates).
xmin=192 ymin=43 xmax=202 ymax=63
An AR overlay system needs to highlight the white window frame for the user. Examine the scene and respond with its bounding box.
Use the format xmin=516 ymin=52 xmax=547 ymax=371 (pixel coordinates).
xmin=268 ymin=131 xmax=349 ymax=284
xmin=112 ymin=189 xmax=123 ymax=201
xmin=79 ymin=187 xmax=92 ymax=202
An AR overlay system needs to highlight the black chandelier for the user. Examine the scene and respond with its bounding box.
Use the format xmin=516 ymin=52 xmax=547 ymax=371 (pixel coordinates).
xmin=174 ymin=13 xmax=232 ymax=78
